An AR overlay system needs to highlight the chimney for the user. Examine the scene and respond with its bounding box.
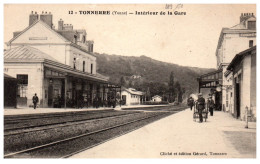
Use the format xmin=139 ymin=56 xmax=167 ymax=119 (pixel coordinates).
xmin=40 ymin=11 xmax=53 ymax=27
xmin=240 ymin=12 xmax=254 ymax=23
xmin=58 ymin=19 xmax=64 ymax=30
xmin=29 ymin=11 xmax=39 ymax=26
xmin=87 ymin=41 xmax=94 ymax=52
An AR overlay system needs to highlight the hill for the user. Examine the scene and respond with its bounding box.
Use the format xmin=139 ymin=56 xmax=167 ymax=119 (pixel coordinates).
xmin=95 ymin=53 xmax=216 ymax=100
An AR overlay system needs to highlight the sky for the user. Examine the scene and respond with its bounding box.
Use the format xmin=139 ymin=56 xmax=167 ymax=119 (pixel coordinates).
xmin=4 ymin=4 xmax=256 ymax=69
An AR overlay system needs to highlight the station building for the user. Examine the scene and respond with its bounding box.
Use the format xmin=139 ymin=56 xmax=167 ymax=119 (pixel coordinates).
xmin=198 ymin=13 xmax=256 ymax=120
xmin=4 ymin=11 xmax=112 ymax=108
xmin=226 ymin=46 xmax=256 ymax=121
xmin=121 ymin=88 xmax=143 ymax=106
xmin=152 ymin=95 xmax=162 ymax=102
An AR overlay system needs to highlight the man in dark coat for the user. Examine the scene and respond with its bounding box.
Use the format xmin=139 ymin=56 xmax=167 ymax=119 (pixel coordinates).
xmin=197 ymin=93 xmax=205 ymax=123
xmin=207 ymin=96 xmax=215 ymax=116
xmin=187 ymin=96 xmax=194 ymax=111
xmin=32 ymin=93 xmax=39 ymax=109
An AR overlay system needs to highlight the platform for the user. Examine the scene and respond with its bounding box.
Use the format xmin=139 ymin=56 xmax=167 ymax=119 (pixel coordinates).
xmin=70 ymin=109 xmax=256 ymax=158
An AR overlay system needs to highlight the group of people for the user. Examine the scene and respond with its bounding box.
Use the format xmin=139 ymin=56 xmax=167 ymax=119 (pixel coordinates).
xmin=92 ymin=97 xmax=116 ymax=108
xmin=31 ymin=93 xmax=117 ymax=109
xmin=187 ymin=93 xmax=215 ymax=123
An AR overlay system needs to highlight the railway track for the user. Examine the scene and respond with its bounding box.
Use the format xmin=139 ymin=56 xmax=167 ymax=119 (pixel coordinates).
xmin=4 ymin=111 xmax=146 ymax=136
xmin=4 ymin=111 xmax=173 ymax=158
xmin=4 ymin=110 xmax=140 ymax=131
xmin=4 ymin=109 xmax=115 ymax=123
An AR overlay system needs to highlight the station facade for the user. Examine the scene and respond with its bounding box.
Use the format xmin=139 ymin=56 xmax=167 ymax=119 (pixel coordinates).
xmin=226 ymin=46 xmax=256 ymax=121
xmin=198 ymin=13 xmax=256 ymax=121
xmin=4 ymin=11 xmax=112 ymax=108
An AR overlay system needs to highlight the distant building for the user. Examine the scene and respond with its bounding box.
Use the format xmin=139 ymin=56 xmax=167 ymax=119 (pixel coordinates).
xmin=226 ymin=46 xmax=256 ymax=121
xmin=121 ymin=88 xmax=143 ymax=105
xmin=152 ymin=95 xmax=162 ymax=102
xmin=198 ymin=13 xmax=256 ymax=114
xmin=4 ymin=11 xmax=109 ymax=108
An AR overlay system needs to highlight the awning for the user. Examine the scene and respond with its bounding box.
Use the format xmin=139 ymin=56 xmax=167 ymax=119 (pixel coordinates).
xmin=197 ymin=69 xmax=222 ymax=89
xmin=4 ymin=73 xmax=17 ymax=80
xmin=44 ymin=59 xmax=109 ymax=84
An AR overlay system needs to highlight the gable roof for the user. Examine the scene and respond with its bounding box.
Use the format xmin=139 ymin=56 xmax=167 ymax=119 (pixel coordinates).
xmin=4 ymin=46 xmax=58 ymax=62
xmin=123 ymin=88 xmax=143 ymax=96
xmin=152 ymin=95 xmax=162 ymax=99
xmin=7 ymin=20 xmax=96 ymax=57
xmin=7 ymin=20 xmax=69 ymax=46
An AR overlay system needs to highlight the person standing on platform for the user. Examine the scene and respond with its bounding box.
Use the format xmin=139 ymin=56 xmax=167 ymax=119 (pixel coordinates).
xmin=32 ymin=93 xmax=39 ymax=109
xmin=207 ymin=96 xmax=215 ymax=116
xmin=197 ymin=93 xmax=205 ymax=123
xmin=57 ymin=94 xmax=62 ymax=108
xmin=84 ymin=96 xmax=88 ymax=108
xmin=187 ymin=96 xmax=194 ymax=111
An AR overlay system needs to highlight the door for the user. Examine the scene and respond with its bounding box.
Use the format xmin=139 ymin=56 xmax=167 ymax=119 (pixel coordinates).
xmin=48 ymin=85 xmax=53 ymax=107
xmin=122 ymin=95 xmax=126 ymax=105
xmin=235 ymin=83 xmax=240 ymax=118
xmin=215 ymin=91 xmax=222 ymax=111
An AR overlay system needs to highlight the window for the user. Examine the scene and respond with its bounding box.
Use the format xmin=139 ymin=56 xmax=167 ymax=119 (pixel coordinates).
xmin=249 ymin=40 xmax=254 ymax=48
xmin=248 ymin=21 xmax=256 ymax=30
xmin=73 ymin=58 xmax=76 ymax=69
xmin=17 ymin=74 xmax=28 ymax=84
xmin=83 ymin=61 xmax=85 ymax=72
xmin=74 ymin=35 xmax=77 ymax=43
xmin=82 ymin=35 xmax=86 ymax=43
xmin=226 ymin=92 xmax=229 ymax=107
xmin=17 ymin=74 xmax=28 ymax=98
xmin=89 ymin=44 xmax=94 ymax=52
xmin=91 ymin=63 xmax=93 ymax=74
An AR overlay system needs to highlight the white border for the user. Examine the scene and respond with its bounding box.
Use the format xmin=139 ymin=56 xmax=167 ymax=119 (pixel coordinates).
xmin=1 ymin=1 xmax=259 ymax=164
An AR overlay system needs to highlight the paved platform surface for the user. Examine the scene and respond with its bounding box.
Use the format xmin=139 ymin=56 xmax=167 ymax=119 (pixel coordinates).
xmin=70 ymin=109 xmax=256 ymax=158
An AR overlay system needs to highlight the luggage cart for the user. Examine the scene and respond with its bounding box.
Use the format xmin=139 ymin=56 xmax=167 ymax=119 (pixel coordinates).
xmin=193 ymin=101 xmax=208 ymax=122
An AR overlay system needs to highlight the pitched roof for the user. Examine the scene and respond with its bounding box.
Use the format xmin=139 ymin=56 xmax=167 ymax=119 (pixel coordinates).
xmin=56 ymin=30 xmax=78 ymax=42
xmin=4 ymin=46 xmax=109 ymax=83
xmin=152 ymin=95 xmax=162 ymax=99
xmin=4 ymin=46 xmax=58 ymax=62
xmin=227 ymin=46 xmax=256 ymax=71
xmin=7 ymin=20 xmax=69 ymax=46
xmin=123 ymin=88 xmax=143 ymax=95
xmin=6 ymin=20 xmax=96 ymax=57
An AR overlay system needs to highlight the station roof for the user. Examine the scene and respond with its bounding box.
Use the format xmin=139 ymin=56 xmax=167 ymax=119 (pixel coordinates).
xmin=227 ymin=45 xmax=256 ymax=71
xmin=122 ymin=88 xmax=143 ymax=96
xmin=197 ymin=69 xmax=222 ymax=88
xmin=4 ymin=46 xmax=109 ymax=83
xmin=4 ymin=46 xmax=58 ymax=62
xmin=152 ymin=95 xmax=162 ymax=99
xmin=4 ymin=73 xmax=17 ymax=80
